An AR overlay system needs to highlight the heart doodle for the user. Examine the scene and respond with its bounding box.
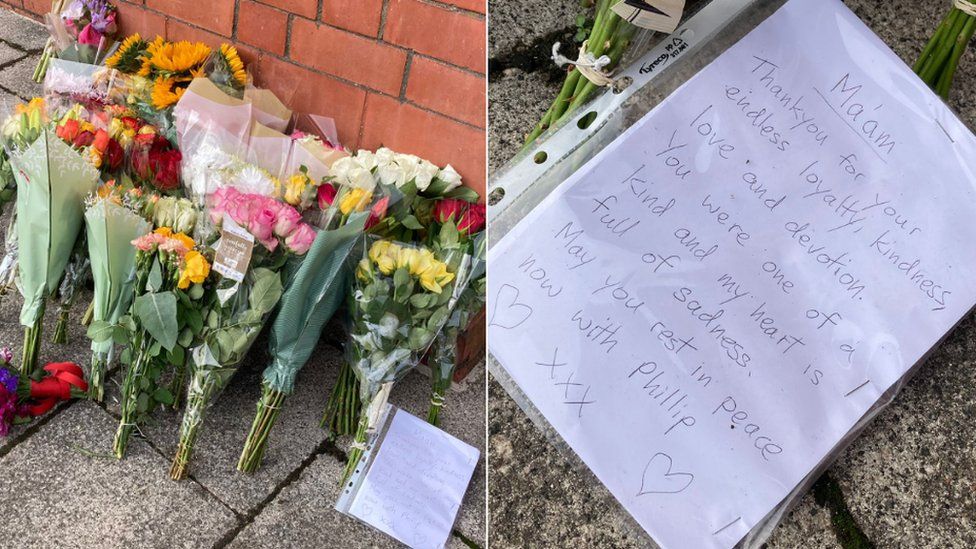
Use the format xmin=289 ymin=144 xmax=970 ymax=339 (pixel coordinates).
xmin=636 ymin=453 xmax=694 ymax=496
xmin=489 ymin=284 xmax=534 ymax=330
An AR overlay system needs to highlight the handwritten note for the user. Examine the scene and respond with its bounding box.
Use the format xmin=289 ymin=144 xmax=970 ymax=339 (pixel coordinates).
xmin=487 ymin=0 xmax=976 ymax=547
xmin=342 ymin=408 xmax=479 ymax=549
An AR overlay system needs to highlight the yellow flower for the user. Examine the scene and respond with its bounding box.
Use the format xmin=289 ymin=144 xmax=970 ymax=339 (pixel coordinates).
xmin=418 ymin=259 xmax=454 ymax=294
xmin=376 ymin=254 xmax=396 ymax=275
xmin=154 ymin=227 xmax=173 ymax=238
xmin=138 ymin=37 xmax=166 ymax=77
xmin=356 ymin=258 xmax=372 ymax=282
xmin=149 ymin=40 xmax=212 ymax=75
xmin=283 ymin=174 xmax=309 ymax=206
xmin=219 ymin=44 xmax=248 ymax=87
xmin=338 ymin=187 xmax=372 ymax=215
xmin=15 ymin=97 xmax=45 ymax=116
xmin=105 ymin=34 xmax=148 ymax=73
xmin=151 ymin=78 xmax=187 ymax=109
xmin=173 ymin=232 xmax=195 ymax=250
xmin=178 ymin=250 xmax=211 ymax=289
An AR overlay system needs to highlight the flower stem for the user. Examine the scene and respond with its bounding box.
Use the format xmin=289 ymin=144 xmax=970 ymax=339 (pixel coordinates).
xmin=113 ymin=331 xmax=150 ymax=459
xmin=322 ymin=361 xmax=361 ymax=436
xmin=20 ymin=302 xmax=45 ymax=377
xmin=89 ymin=353 xmax=108 ymax=403
xmin=238 ymin=384 xmax=286 ymax=473
xmin=341 ymin=413 xmax=370 ymax=484
xmin=80 ymin=300 xmax=94 ymax=327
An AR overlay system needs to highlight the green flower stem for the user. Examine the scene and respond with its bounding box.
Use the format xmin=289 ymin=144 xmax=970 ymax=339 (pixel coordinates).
xmin=113 ymin=330 xmax=150 ymax=459
xmin=322 ymin=360 xmax=361 ymax=437
xmin=20 ymin=301 xmax=45 ymax=377
xmin=914 ymin=7 xmax=976 ymax=99
xmin=237 ymin=384 xmax=286 ymax=473
xmin=89 ymin=352 xmax=108 ymax=402
xmin=168 ymin=353 xmax=189 ymax=410
xmin=81 ymin=300 xmax=94 ymax=327
xmin=341 ymin=413 xmax=370 ymax=484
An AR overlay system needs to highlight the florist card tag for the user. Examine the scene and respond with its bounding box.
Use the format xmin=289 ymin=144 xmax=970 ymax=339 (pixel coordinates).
xmin=336 ymin=406 xmax=479 ymax=549
xmin=488 ymin=0 xmax=976 ymax=547
xmin=610 ymin=0 xmax=684 ymax=33
xmin=213 ymin=217 xmax=254 ymax=283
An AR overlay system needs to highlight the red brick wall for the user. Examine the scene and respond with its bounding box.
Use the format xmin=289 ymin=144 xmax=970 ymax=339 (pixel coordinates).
xmin=3 ymin=0 xmax=487 ymax=195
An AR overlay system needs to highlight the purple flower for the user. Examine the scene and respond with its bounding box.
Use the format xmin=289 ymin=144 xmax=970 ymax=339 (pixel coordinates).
xmin=0 ymin=367 xmax=17 ymax=394
xmin=0 ymin=385 xmax=19 ymax=437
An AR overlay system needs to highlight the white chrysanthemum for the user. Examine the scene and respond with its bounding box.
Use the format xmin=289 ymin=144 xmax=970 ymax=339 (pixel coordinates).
xmin=231 ymin=164 xmax=277 ymax=196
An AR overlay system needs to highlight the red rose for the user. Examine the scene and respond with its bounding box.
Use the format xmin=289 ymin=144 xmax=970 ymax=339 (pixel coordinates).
xmin=56 ymin=119 xmax=80 ymax=143
xmin=92 ymin=129 xmax=110 ymax=153
xmin=457 ymin=203 xmax=485 ymax=234
xmin=149 ymin=148 xmax=182 ymax=191
xmin=317 ymin=182 xmax=338 ymax=209
xmin=73 ymin=130 xmax=95 ymax=148
xmin=105 ymin=139 xmax=124 ymax=172
xmin=433 ymin=198 xmax=467 ymax=224
xmin=366 ymin=196 xmax=390 ymax=230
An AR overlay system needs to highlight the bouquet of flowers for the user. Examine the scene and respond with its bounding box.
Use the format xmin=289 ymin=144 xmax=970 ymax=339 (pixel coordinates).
xmin=237 ymin=177 xmax=390 ymax=473
xmin=320 ymin=148 xmax=472 ymax=436
xmin=104 ymin=35 xmax=248 ymax=135
xmin=83 ymin=182 xmax=152 ymax=402
xmin=112 ymin=197 xmax=208 ymax=459
xmin=0 ymin=351 xmax=89 ymax=436
xmin=169 ymin=186 xmax=315 ymax=479
xmin=340 ymin=236 xmax=472 ymax=481
xmin=33 ymin=0 xmax=120 ymax=83
xmin=424 ymin=199 xmax=486 ymax=425
xmin=3 ymin=99 xmax=101 ymax=375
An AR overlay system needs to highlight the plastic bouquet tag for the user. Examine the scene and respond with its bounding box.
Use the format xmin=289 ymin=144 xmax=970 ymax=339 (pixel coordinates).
xmin=489 ymin=0 xmax=976 ymax=547
xmin=212 ymin=217 xmax=254 ymax=283
xmin=611 ymin=0 xmax=685 ymax=32
xmin=336 ymin=405 xmax=480 ymax=549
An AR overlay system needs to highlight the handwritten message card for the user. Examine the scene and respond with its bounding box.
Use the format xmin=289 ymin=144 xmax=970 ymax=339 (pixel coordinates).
xmin=487 ymin=0 xmax=976 ymax=547
xmin=341 ymin=408 xmax=479 ymax=549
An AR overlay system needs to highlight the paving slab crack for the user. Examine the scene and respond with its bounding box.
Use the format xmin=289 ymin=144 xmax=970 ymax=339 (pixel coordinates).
xmin=488 ymin=25 xmax=579 ymax=83
xmin=812 ymin=472 xmax=875 ymax=549
xmin=212 ymin=436 xmax=347 ymax=549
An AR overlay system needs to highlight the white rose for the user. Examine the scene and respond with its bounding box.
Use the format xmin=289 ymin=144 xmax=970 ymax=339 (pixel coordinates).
xmin=437 ymin=164 xmax=462 ymax=192
xmin=355 ymin=150 xmax=377 ymax=171
xmin=347 ymin=166 xmax=377 ymax=191
xmin=374 ymin=147 xmax=395 ymax=167
xmin=414 ymin=160 xmax=439 ymax=191
xmin=378 ymin=162 xmax=408 ymax=188
xmin=330 ymin=156 xmax=356 ymax=183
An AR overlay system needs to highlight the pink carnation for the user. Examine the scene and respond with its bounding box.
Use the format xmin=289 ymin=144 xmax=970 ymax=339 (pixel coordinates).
xmin=132 ymin=232 xmax=162 ymax=251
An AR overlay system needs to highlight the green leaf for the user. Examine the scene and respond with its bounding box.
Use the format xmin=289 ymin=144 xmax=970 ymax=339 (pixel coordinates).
xmin=393 ymin=267 xmax=410 ymax=289
xmin=427 ymin=305 xmax=449 ymax=332
xmin=188 ymin=283 xmax=204 ymax=300
xmin=133 ymin=291 xmax=179 ymax=351
xmin=153 ymin=388 xmax=175 ymax=405
xmin=167 ymin=345 xmax=185 ymax=366
xmin=87 ymin=321 xmax=114 ymax=343
xmin=185 ymin=309 xmax=203 ymax=334
xmin=409 ymin=293 xmax=432 ymax=309
xmin=248 ymin=269 xmax=283 ymax=315
xmin=137 ymin=393 xmax=149 ymax=413
xmin=401 ymin=215 xmax=424 ymax=230
xmin=178 ymin=327 xmax=193 ymax=347
xmin=147 ymin=258 xmax=163 ymax=292
xmin=444 ymin=186 xmax=480 ymax=202
xmin=408 ymin=327 xmax=433 ymax=351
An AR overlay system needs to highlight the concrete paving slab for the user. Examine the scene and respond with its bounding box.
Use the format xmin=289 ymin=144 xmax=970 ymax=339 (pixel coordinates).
xmin=0 ymin=9 xmax=48 ymax=51
xmin=0 ymin=400 xmax=239 ymax=548
xmin=0 ymin=55 xmax=43 ymax=99
xmin=488 ymin=0 xmax=578 ymax=60
xmin=0 ymin=41 xmax=25 ymax=67
xmin=226 ymin=452 xmax=398 ymax=548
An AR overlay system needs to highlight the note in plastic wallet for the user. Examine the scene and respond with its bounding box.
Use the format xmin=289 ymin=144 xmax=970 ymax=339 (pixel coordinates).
xmin=487 ymin=0 xmax=976 ymax=547
xmin=336 ymin=405 xmax=480 ymax=549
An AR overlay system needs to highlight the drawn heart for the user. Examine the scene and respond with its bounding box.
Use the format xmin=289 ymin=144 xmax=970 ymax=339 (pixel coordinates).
xmin=488 ymin=284 xmax=533 ymax=330
xmin=636 ymin=453 xmax=694 ymax=496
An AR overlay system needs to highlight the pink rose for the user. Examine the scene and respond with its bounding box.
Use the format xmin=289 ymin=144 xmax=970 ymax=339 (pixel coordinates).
xmin=274 ymin=205 xmax=303 ymax=238
xmin=78 ymin=24 xmax=103 ymax=46
xmin=285 ymin=223 xmax=316 ymax=255
xmin=249 ymin=204 xmax=278 ymax=248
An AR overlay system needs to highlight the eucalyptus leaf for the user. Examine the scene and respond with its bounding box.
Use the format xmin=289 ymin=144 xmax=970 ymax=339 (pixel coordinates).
xmin=147 ymin=259 xmax=163 ymax=292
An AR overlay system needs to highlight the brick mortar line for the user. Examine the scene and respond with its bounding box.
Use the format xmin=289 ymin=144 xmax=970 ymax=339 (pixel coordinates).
xmin=101 ymin=3 xmax=486 ymax=128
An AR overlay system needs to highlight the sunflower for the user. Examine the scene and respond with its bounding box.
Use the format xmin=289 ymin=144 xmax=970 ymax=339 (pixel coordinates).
xmin=149 ymin=40 xmax=212 ymax=76
xmin=138 ymin=36 xmax=167 ymax=77
xmin=105 ymin=33 xmax=149 ymax=73
xmin=151 ymin=78 xmax=189 ymax=110
xmin=218 ymin=44 xmax=248 ymax=87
